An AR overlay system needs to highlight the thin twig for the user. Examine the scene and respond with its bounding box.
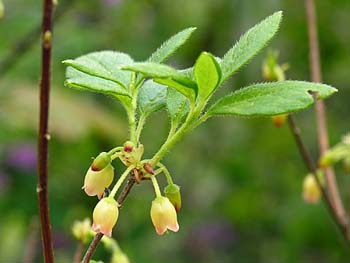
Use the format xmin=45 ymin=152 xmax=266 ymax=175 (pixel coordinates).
xmin=287 ymin=115 xmax=316 ymax=172
xmin=73 ymin=242 xmax=84 ymax=263
xmin=304 ymin=0 xmax=348 ymax=229
xmin=81 ymin=233 xmax=104 ymax=263
xmin=37 ymin=0 xmax=55 ymax=262
xmin=81 ymin=174 xmax=137 ymax=263
xmin=288 ymin=115 xmax=349 ymax=242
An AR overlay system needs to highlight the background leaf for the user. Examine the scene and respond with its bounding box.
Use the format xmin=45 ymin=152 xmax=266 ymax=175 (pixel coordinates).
xmin=220 ymin=11 xmax=282 ymax=83
xmin=137 ymin=80 xmax=167 ymax=117
xmin=194 ymin=52 xmax=221 ymax=101
xmin=208 ymin=81 xmax=337 ymax=117
xmin=147 ymin=27 xmax=197 ymax=63
xmin=166 ymin=88 xmax=190 ymax=124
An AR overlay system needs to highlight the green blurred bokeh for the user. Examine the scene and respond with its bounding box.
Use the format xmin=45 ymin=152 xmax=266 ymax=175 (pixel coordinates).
xmin=1 ymin=0 xmax=350 ymax=262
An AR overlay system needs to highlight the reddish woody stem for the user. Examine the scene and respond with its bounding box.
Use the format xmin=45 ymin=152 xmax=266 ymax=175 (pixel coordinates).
xmin=37 ymin=0 xmax=55 ymax=262
xmin=81 ymin=174 xmax=137 ymax=263
xmin=304 ymin=0 xmax=348 ymax=230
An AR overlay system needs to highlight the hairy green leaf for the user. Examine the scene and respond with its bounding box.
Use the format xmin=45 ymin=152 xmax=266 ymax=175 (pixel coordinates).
xmin=65 ymin=68 xmax=131 ymax=99
xmin=194 ymin=52 xmax=221 ymax=101
xmin=220 ymin=11 xmax=282 ymax=83
xmin=122 ymin=62 xmax=197 ymax=102
xmin=122 ymin=62 xmax=177 ymax=78
xmin=138 ymin=80 xmax=167 ymax=117
xmin=148 ymin=27 xmax=197 ymax=63
xmin=208 ymin=81 xmax=337 ymax=117
xmin=63 ymin=51 xmax=134 ymax=89
xmin=166 ymin=88 xmax=189 ymax=124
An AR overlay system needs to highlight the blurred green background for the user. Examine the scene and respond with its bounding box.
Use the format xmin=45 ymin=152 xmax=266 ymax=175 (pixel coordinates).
xmin=1 ymin=0 xmax=350 ymax=262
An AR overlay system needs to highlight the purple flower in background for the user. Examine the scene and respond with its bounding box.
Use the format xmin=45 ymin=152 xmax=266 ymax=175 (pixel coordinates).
xmin=186 ymin=219 xmax=236 ymax=259
xmin=53 ymin=230 xmax=73 ymax=250
xmin=101 ymin=0 xmax=121 ymax=7
xmin=5 ymin=143 xmax=37 ymax=172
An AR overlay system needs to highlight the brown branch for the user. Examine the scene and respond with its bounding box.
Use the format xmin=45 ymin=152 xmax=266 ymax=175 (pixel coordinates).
xmin=287 ymin=115 xmax=316 ymax=172
xmin=81 ymin=174 xmax=137 ymax=263
xmin=288 ymin=115 xmax=349 ymax=242
xmin=304 ymin=0 xmax=348 ymax=229
xmin=37 ymin=0 xmax=55 ymax=262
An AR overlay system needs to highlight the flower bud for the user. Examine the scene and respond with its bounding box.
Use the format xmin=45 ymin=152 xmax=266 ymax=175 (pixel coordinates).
xmin=150 ymin=196 xmax=179 ymax=235
xmin=303 ymin=174 xmax=321 ymax=204
xmin=262 ymin=50 xmax=286 ymax=82
xmin=92 ymin=197 xmax=119 ymax=237
xmin=83 ymin=163 xmax=114 ymax=199
xmin=272 ymin=114 xmax=287 ymax=127
xmin=91 ymin=152 xmax=111 ymax=171
xmin=164 ymin=184 xmax=182 ymax=212
xmin=72 ymin=218 xmax=91 ymax=243
xmin=143 ymin=163 xmax=154 ymax=175
xmin=123 ymin=141 xmax=134 ymax=153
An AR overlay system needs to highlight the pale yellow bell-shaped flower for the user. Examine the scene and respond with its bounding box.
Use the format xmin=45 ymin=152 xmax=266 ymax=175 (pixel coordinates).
xmin=303 ymin=174 xmax=321 ymax=204
xmin=150 ymin=196 xmax=179 ymax=235
xmin=83 ymin=164 xmax=114 ymax=199
xmin=92 ymin=197 xmax=119 ymax=237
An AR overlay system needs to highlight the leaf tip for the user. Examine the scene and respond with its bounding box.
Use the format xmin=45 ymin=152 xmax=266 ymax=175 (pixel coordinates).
xmin=273 ymin=10 xmax=283 ymax=20
xmin=63 ymin=80 xmax=71 ymax=87
xmin=119 ymin=65 xmax=128 ymax=70
xmin=268 ymin=11 xmax=283 ymax=28
xmin=62 ymin=59 xmax=73 ymax=65
xmin=275 ymin=10 xmax=283 ymax=16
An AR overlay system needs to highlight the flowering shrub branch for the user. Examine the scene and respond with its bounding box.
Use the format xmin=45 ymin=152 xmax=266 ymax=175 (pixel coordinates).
xmin=62 ymin=11 xmax=339 ymax=262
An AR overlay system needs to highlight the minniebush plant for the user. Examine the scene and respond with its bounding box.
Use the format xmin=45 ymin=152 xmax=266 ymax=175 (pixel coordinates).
xmin=62 ymin=11 xmax=337 ymax=262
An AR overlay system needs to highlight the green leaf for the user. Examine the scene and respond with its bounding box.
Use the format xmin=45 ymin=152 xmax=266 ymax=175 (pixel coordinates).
xmin=122 ymin=62 xmax=178 ymax=78
xmin=64 ymin=51 xmax=135 ymax=106
xmin=155 ymin=77 xmax=196 ymax=102
xmin=166 ymin=88 xmax=189 ymax=124
xmin=137 ymin=80 xmax=167 ymax=117
xmin=122 ymin=62 xmax=197 ymax=102
xmin=194 ymin=52 xmax=221 ymax=101
xmin=208 ymin=81 xmax=337 ymax=117
xmin=65 ymin=69 xmax=131 ymax=99
xmin=63 ymin=51 xmax=134 ymax=89
xmin=220 ymin=11 xmax=282 ymax=83
xmin=148 ymin=27 xmax=197 ymax=63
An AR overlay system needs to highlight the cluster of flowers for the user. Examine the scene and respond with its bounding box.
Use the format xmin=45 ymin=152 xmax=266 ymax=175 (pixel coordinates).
xmin=83 ymin=142 xmax=181 ymax=237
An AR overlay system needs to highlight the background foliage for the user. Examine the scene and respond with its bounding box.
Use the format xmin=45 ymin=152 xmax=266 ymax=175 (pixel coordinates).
xmin=0 ymin=0 xmax=350 ymax=262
